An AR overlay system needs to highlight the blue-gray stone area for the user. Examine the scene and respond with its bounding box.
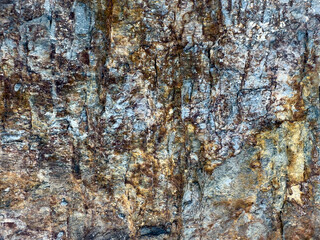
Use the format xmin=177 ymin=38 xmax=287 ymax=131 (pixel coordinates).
xmin=74 ymin=2 xmax=92 ymax=35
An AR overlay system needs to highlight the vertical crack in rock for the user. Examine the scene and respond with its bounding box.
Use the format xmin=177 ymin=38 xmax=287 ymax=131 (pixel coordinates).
xmin=278 ymin=210 xmax=284 ymax=240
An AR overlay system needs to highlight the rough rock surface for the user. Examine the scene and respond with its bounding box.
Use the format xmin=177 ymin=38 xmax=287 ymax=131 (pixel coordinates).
xmin=0 ymin=0 xmax=319 ymax=239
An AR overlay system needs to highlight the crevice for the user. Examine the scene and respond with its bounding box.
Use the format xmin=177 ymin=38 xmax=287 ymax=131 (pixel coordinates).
xmin=71 ymin=142 xmax=81 ymax=179
xmin=279 ymin=210 xmax=284 ymax=240
xmin=240 ymin=47 xmax=252 ymax=90
xmin=300 ymin=28 xmax=309 ymax=79
xmin=154 ymin=54 xmax=158 ymax=90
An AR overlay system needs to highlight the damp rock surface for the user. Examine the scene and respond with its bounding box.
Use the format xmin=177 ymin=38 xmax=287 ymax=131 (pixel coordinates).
xmin=0 ymin=0 xmax=320 ymax=239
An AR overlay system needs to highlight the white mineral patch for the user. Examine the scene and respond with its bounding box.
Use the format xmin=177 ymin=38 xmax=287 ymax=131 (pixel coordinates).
xmin=14 ymin=83 xmax=21 ymax=92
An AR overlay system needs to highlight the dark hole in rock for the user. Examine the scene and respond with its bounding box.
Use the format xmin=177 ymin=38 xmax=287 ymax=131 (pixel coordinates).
xmin=140 ymin=225 xmax=170 ymax=237
xmin=70 ymin=12 xmax=75 ymax=20
xmin=3 ymin=222 xmax=16 ymax=228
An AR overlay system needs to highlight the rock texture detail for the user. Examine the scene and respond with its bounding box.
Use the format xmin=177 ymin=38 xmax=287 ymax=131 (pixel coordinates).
xmin=0 ymin=0 xmax=319 ymax=239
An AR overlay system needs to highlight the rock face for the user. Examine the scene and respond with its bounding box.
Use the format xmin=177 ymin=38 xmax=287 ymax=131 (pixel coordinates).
xmin=0 ymin=0 xmax=319 ymax=239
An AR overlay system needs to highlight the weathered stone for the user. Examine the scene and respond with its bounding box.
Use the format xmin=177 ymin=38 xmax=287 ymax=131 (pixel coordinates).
xmin=0 ymin=0 xmax=319 ymax=239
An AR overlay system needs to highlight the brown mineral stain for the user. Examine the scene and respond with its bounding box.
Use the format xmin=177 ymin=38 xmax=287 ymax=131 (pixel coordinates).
xmin=216 ymin=197 xmax=256 ymax=220
xmin=0 ymin=73 xmax=30 ymax=124
xmin=0 ymin=172 xmax=40 ymax=210
xmin=203 ymin=162 xmax=219 ymax=175
xmin=250 ymin=158 xmax=261 ymax=169
xmin=122 ymin=148 xmax=179 ymax=237
xmin=79 ymin=50 xmax=90 ymax=65
xmin=274 ymin=73 xmax=307 ymax=122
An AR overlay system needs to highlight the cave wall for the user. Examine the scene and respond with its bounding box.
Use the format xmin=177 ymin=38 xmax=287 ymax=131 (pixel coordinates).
xmin=0 ymin=0 xmax=320 ymax=239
